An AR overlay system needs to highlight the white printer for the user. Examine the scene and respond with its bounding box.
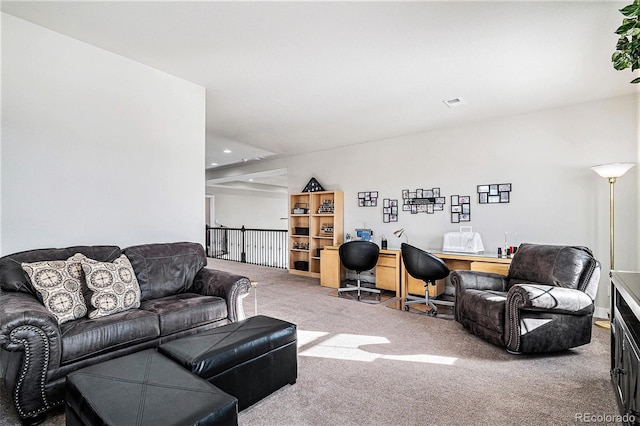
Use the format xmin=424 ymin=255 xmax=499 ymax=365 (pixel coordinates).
xmin=442 ymin=226 xmax=485 ymax=254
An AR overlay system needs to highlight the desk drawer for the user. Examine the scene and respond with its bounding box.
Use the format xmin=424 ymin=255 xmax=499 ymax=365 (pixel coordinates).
xmin=377 ymin=255 xmax=397 ymax=268
xmin=471 ymin=261 xmax=509 ymax=275
xmin=376 ymin=266 xmax=397 ymax=291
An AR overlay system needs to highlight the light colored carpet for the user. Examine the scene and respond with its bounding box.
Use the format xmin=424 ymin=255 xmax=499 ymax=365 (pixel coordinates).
xmin=0 ymin=259 xmax=620 ymax=426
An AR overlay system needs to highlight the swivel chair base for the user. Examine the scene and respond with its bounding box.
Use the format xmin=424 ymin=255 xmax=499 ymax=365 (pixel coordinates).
xmin=338 ymin=275 xmax=381 ymax=303
xmin=404 ymin=281 xmax=454 ymax=317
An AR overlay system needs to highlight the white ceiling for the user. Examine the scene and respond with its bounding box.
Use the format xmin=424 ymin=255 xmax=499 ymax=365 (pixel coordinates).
xmin=3 ymin=1 xmax=638 ymax=190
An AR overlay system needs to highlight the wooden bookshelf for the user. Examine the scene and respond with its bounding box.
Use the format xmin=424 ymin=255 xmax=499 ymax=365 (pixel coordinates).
xmin=289 ymin=190 xmax=343 ymax=278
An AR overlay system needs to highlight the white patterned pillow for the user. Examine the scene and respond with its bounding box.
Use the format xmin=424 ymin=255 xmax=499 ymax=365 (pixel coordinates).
xmin=21 ymin=258 xmax=87 ymax=324
xmin=75 ymin=254 xmax=141 ymax=319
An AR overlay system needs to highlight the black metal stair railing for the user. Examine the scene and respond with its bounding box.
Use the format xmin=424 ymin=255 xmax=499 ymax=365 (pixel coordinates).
xmin=206 ymin=225 xmax=288 ymax=269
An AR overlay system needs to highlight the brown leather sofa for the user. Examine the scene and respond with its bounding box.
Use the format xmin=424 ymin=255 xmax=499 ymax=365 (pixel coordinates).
xmin=0 ymin=242 xmax=251 ymax=423
xmin=451 ymin=243 xmax=601 ymax=353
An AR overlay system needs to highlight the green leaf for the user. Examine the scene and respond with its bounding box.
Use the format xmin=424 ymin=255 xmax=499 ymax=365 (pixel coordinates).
xmin=617 ymin=36 xmax=630 ymax=49
xmin=620 ymin=3 xmax=640 ymax=17
xmin=616 ymin=21 xmax=634 ymax=34
xmin=631 ymin=76 xmax=640 ymax=83
xmin=613 ymin=51 xmax=632 ymax=70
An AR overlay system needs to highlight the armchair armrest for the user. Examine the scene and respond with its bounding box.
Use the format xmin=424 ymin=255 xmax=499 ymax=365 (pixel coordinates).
xmin=507 ymin=284 xmax=594 ymax=315
xmin=450 ymin=270 xmax=509 ymax=293
xmin=0 ymin=291 xmax=63 ymax=418
xmin=0 ymin=291 xmax=61 ymax=352
xmin=192 ymin=268 xmax=251 ymax=322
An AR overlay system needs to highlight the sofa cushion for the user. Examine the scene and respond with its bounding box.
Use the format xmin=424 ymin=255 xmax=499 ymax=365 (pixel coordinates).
xmin=140 ymin=293 xmax=228 ymax=336
xmin=60 ymin=309 xmax=160 ymax=364
xmin=21 ymin=258 xmax=88 ymax=324
xmin=74 ymin=254 xmax=142 ymax=319
xmin=0 ymin=245 xmax=121 ymax=295
xmin=124 ymin=242 xmax=206 ymax=302
xmin=457 ymin=289 xmax=507 ymax=333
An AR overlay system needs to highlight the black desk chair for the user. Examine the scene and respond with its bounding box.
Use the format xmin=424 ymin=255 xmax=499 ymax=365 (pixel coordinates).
xmin=401 ymin=243 xmax=452 ymax=317
xmin=338 ymin=241 xmax=380 ymax=302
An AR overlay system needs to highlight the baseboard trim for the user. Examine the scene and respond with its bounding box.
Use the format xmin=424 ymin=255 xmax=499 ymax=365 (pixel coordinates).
xmin=594 ymin=306 xmax=609 ymax=320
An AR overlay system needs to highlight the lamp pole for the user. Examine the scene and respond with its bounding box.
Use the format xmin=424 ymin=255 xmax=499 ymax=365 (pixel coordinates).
xmin=608 ymin=176 xmax=616 ymax=270
xmin=590 ymin=163 xmax=635 ymax=329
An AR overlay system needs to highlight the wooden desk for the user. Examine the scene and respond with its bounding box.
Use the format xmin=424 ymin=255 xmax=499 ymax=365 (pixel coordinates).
xmin=402 ymin=251 xmax=511 ymax=300
xmin=320 ymin=246 xmax=402 ymax=297
xmin=320 ymin=245 xmax=511 ymax=299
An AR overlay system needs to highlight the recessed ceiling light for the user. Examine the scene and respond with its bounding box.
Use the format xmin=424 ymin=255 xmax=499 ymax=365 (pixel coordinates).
xmin=242 ymin=158 xmax=249 ymax=162
xmin=210 ymin=162 xmax=218 ymax=166
xmin=443 ymin=97 xmax=466 ymax=108
xmin=223 ymin=149 xmax=232 ymax=154
xmin=248 ymin=178 xmax=254 ymax=182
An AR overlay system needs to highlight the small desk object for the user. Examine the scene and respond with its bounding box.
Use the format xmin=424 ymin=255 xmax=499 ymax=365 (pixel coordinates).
xmin=320 ymin=246 xmax=511 ymax=299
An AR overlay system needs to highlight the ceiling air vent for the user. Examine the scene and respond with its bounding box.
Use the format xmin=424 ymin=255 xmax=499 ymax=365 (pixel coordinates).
xmin=443 ymin=97 xmax=466 ymax=108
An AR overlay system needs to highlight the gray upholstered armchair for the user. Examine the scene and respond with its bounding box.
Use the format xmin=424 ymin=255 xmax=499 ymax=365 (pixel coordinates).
xmin=450 ymin=243 xmax=600 ymax=353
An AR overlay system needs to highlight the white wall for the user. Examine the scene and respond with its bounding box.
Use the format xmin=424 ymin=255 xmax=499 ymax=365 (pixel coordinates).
xmin=207 ymin=189 xmax=288 ymax=230
xmin=1 ymin=14 xmax=206 ymax=254
xmin=286 ymin=94 xmax=639 ymax=314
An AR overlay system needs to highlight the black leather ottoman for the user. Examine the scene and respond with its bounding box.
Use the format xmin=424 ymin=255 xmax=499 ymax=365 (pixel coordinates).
xmin=65 ymin=349 xmax=238 ymax=426
xmin=159 ymin=315 xmax=297 ymax=410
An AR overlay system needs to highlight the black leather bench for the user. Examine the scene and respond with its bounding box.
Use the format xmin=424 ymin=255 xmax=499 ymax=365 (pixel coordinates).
xmin=159 ymin=315 xmax=298 ymax=410
xmin=65 ymin=349 xmax=238 ymax=426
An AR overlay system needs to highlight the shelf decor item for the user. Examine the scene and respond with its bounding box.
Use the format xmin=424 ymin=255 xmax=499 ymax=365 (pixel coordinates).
xmin=302 ymin=177 xmax=325 ymax=192
xmin=612 ymin=0 xmax=640 ymax=84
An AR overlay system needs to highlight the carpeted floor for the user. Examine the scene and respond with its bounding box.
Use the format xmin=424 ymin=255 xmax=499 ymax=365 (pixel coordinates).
xmin=0 ymin=259 xmax=621 ymax=425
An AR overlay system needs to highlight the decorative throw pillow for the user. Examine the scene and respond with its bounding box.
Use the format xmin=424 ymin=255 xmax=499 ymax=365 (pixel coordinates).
xmin=76 ymin=254 xmax=141 ymax=319
xmin=21 ymin=259 xmax=88 ymax=325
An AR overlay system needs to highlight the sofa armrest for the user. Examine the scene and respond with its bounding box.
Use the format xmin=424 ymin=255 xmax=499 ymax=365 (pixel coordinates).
xmin=192 ymin=268 xmax=251 ymax=322
xmin=450 ymin=270 xmax=508 ymax=293
xmin=0 ymin=291 xmax=63 ymax=418
xmin=507 ymin=284 xmax=594 ymax=315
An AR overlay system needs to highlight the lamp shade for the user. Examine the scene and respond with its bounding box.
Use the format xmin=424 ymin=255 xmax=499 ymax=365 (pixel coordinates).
xmin=393 ymin=228 xmax=405 ymax=238
xmin=590 ymin=163 xmax=635 ymax=178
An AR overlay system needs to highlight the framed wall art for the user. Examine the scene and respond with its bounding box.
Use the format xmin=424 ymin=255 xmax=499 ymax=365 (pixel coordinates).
xmin=402 ymin=187 xmax=445 ymax=215
xmin=383 ymin=198 xmax=399 ymax=223
xmin=357 ymin=191 xmax=378 ymax=207
xmin=451 ymin=195 xmax=471 ymax=223
xmin=478 ymin=183 xmax=512 ymax=204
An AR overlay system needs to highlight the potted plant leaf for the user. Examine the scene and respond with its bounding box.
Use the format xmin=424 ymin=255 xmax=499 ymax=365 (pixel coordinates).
xmin=612 ymin=0 xmax=640 ymax=83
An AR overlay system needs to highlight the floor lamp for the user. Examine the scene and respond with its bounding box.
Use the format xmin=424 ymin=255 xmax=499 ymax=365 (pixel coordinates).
xmin=590 ymin=162 xmax=636 ymax=329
